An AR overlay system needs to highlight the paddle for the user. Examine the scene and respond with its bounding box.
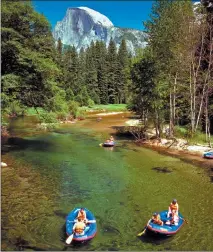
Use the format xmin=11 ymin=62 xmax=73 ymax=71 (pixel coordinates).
xmin=137 ymin=220 xmax=150 ymax=236
xmin=86 ymin=220 xmax=96 ymax=224
xmin=70 ymin=219 xmax=96 ymax=224
xmin=137 ymin=227 xmax=147 ymax=236
xmin=179 ymin=217 xmax=188 ymax=224
xmin=65 ymin=232 xmax=74 ymax=245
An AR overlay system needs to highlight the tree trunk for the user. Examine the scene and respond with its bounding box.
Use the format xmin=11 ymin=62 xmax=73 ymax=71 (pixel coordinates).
xmin=173 ymin=73 xmax=177 ymax=126
xmin=169 ymin=89 xmax=174 ymax=137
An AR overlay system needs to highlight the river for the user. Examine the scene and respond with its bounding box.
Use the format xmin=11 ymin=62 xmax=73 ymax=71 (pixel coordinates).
xmin=1 ymin=113 xmax=213 ymax=251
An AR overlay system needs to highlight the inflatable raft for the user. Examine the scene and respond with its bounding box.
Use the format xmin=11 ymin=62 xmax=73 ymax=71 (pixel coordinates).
xmin=102 ymin=141 xmax=115 ymax=147
xmin=146 ymin=210 xmax=185 ymax=236
xmin=66 ymin=207 xmax=97 ymax=242
xmin=203 ymin=151 xmax=213 ymax=159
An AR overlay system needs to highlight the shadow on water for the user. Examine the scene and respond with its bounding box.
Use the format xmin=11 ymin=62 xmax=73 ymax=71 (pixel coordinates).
xmin=2 ymin=137 xmax=52 ymax=154
xmin=60 ymin=223 xmax=67 ymax=243
xmin=152 ymin=167 xmax=173 ymax=173
xmin=54 ymin=210 xmax=68 ymax=219
xmin=111 ymin=126 xmax=135 ymax=140
xmin=138 ymin=232 xmax=173 ymax=247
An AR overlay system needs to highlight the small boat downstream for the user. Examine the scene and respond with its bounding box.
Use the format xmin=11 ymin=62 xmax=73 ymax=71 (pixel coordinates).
xmin=102 ymin=141 xmax=115 ymax=147
xmin=66 ymin=208 xmax=97 ymax=243
xmin=203 ymin=151 xmax=213 ymax=159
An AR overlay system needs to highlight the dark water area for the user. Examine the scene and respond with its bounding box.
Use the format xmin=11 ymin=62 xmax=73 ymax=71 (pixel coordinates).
xmin=1 ymin=115 xmax=213 ymax=251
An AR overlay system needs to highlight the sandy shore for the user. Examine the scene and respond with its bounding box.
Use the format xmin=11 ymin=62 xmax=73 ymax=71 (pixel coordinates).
xmin=96 ymin=111 xmax=125 ymax=116
xmin=124 ymin=118 xmax=213 ymax=173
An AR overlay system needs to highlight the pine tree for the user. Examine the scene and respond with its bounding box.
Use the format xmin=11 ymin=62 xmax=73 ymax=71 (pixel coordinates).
xmin=56 ymin=38 xmax=63 ymax=64
xmin=78 ymin=47 xmax=86 ymax=92
xmin=106 ymin=38 xmax=118 ymax=104
xmin=85 ymin=44 xmax=98 ymax=99
xmin=95 ymin=41 xmax=108 ymax=104
xmin=63 ymin=46 xmax=80 ymax=95
xmin=118 ymin=39 xmax=129 ymax=103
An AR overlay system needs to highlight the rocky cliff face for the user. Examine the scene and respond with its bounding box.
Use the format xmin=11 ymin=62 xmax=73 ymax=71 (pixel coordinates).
xmin=53 ymin=7 xmax=147 ymax=55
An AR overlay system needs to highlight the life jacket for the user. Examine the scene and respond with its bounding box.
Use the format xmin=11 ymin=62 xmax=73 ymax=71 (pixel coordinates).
xmin=77 ymin=211 xmax=86 ymax=220
xmin=74 ymin=222 xmax=85 ymax=234
xmin=152 ymin=214 xmax=163 ymax=225
xmin=169 ymin=202 xmax=178 ymax=212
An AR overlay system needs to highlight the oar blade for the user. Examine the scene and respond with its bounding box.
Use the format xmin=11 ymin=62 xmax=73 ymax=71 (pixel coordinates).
xmin=87 ymin=220 xmax=96 ymax=223
xmin=66 ymin=233 xmax=74 ymax=244
xmin=137 ymin=228 xmax=146 ymax=236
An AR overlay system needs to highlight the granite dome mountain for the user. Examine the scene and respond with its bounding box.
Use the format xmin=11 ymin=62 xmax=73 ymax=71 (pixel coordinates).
xmin=53 ymin=7 xmax=147 ymax=55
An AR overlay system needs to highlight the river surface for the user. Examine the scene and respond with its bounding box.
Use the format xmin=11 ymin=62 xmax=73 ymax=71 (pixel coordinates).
xmin=1 ymin=114 xmax=213 ymax=251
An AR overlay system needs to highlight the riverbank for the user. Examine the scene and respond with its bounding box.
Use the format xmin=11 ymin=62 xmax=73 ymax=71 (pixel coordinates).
xmin=125 ymin=118 xmax=212 ymax=154
xmin=124 ymin=118 xmax=213 ymax=178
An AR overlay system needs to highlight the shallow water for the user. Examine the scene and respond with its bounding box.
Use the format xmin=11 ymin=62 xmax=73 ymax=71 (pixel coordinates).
xmin=1 ymin=115 xmax=213 ymax=251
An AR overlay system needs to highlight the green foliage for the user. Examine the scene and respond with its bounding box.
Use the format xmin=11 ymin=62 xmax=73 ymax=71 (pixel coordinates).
xmin=1 ymin=0 xmax=61 ymax=111
xmin=68 ymin=100 xmax=79 ymax=118
xmin=56 ymin=111 xmax=67 ymax=121
xmin=66 ymin=88 xmax=74 ymax=101
xmin=175 ymin=126 xmax=213 ymax=145
xmin=88 ymin=98 xmax=95 ymax=107
xmin=46 ymin=88 xmax=68 ymax=113
xmin=80 ymin=86 xmax=90 ymax=106
xmin=130 ymin=57 xmax=157 ymax=115
xmin=174 ymin=126 xmax=188 ymax=138
xmin=74 ymin=94 xmax=83 ymax=106
xmin=26 ymin=107 xmax=44 ymax=116
xmin=3 ymin=99 xmax=27 ymax=116
xmin=38 ymin=111 xmax=58 ymax=123
xmin=81 ymin=104 xmax=127 ymax=112
xmin=1 ymin=114 xmax=9 ymax=127
xmin=76 ymin=110 xmax=87 ymax=119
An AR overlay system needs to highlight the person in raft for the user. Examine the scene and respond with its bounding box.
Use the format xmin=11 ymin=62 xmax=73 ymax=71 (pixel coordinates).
xmin=77 ymin=208 xmax=87 ymax=222
xmin=109 ymin=136 xmax=114 ymax=142
xmin=167 ymin=199 xmax=179 ymax=217
xmin=105 ymin=136 xmax=114 ymax=143
xmin=73 ymin=217 xmax=87 ymax=235
xmin=166 ymin=210 xmax=179 ymax=226
xmin=151 ymin=212 xmax=164 ymax=226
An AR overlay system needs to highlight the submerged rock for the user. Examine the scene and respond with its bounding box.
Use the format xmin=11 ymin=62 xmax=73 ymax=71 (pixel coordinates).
xmin=1 ymin=162 xmax=7 ymax=167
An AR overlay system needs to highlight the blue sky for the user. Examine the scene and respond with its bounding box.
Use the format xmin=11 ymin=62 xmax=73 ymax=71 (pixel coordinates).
xmin=33 ymin=1 xmax=154 ymax=31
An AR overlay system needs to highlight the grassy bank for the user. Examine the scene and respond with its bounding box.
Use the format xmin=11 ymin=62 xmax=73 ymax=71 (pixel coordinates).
xmin=174 ymin=126 xmax=213 ymax=146
xmin=26 ymin=104 xmax=128 ymax=116
xmin=26 ymin=107 xmax=44 ymax=116
xmin=80 ymin=104 xmax=128 ymax=112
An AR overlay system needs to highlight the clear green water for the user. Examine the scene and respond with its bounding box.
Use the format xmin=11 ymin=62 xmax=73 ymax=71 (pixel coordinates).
xmin=2 ymin=117 xmax=213 ymax=251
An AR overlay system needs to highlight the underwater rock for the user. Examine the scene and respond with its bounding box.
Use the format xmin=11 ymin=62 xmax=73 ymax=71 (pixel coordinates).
xmin=1 ymin=162 xmax=7 ymax=167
